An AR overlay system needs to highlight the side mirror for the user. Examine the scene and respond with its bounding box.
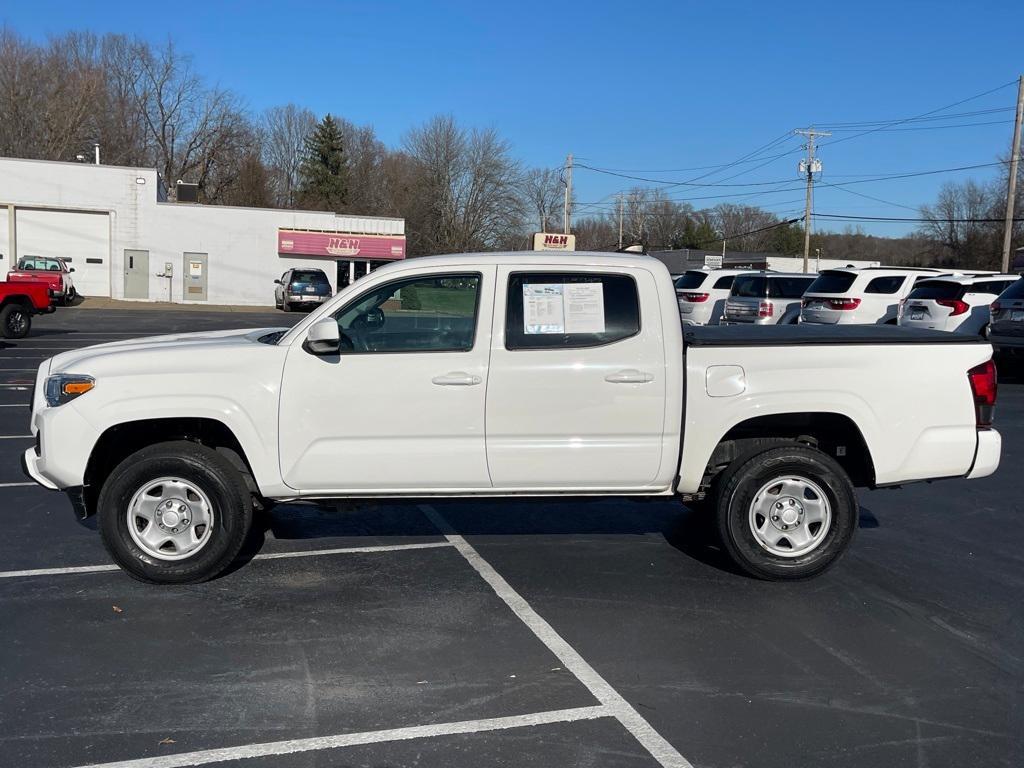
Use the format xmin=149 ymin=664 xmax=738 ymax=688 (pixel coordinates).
xmin=69 ymin=268 xmax=76 ymax=273
xmin=303 ymin=317 xmax=341 ymax=355
xmin=363 ymin=307 xmax=385 ymax=329
xmin=273 ymin=279 xmax=281 ymax=285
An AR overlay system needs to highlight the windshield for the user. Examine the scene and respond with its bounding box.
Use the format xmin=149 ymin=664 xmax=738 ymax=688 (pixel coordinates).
xmin=674 ymin=271 xmax=709 ymax=290
xmin=18 ymin=257 xmax=65 ymax=272
xmin=907 ymin=281 xmax=963 ymax=300
xmin=290 ymin=270 xmax=330 ymax=287
xmin=806 ymin=271 xmax=857 ymax=294
xmin=731 ymin=275 xmax=766 ymax=298
xmin=999 ymin=279 xmax=1024 ymax=300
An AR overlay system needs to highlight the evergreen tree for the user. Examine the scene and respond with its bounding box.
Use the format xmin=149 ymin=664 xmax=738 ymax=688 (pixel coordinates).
xmin=296 ymin=114 xmax=348 ymax=211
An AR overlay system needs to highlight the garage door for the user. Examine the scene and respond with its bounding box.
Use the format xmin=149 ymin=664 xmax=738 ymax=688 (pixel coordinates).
xmin=16 ymin=209 xmax=111 ymax=297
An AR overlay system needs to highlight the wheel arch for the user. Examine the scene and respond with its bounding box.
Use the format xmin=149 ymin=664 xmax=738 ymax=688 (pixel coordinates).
xmin=81 ymin=417 xmax=261 ymax=518
xmin=692 ymin=411 xmax=876 ymax=496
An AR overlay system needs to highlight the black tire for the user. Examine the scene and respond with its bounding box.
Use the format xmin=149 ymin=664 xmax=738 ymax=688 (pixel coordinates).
xmin=63 ymin=288 xmax=76 ymax=306
xmin=98 ymin=441 xmax=253 ymax=584
xmin=714 ymin=445 xmax=857 ymax=580
xmin=0 ymin=303 xmax=32 ymax=339
xmin=282 ymin=300 xmax=291 ymax=312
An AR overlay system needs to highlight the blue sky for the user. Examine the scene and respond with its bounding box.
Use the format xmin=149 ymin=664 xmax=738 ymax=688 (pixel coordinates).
xmin=4 ymin=0 xmax=1023 ymax=237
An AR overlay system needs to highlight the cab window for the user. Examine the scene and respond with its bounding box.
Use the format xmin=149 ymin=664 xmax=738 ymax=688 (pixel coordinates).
xmin=506 ymin=272 xmax=639 ymax=350
xmin=332 ymin=273 xmax=480 ymax=353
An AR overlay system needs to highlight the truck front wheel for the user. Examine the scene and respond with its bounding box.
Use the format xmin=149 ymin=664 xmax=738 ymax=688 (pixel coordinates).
xmin=97 ymin=441 xmax=253 ymax=584
xmin=714 ymin=445 xmax=857 ymax=580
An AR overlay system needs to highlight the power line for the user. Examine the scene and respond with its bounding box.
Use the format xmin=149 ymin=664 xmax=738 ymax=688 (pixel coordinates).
xmin=815 ymin=213 xmax=1024 ymax=223
xmin=817 ymin=106 xmax=1014 ymax=128
xmin=818 ymin=79 xmax=1020 ymax=148
xmin=825 ymin=118 xmax=1013 ymax=132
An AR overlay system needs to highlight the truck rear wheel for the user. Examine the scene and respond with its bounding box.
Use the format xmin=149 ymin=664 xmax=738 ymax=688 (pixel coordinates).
xmin=714 ymin=445 xmax=857 ymax=580
xmin=97 ymin=441 xmax=253 ymax=584
xmin=1 ymin=303 xmax=32 ymax=339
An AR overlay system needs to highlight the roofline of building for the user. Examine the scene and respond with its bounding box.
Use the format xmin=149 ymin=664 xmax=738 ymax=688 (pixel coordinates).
xmin=155 ymin=200 xmax=404 ymax=223
xmin=0 ymin=155 xmax=160 ymax=175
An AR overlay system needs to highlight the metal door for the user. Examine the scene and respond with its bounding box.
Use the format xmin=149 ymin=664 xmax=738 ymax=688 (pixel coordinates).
xmin=124 ymin=249 xmax=149 ymax=299
xmin=183 ymin=252 xmax=208 ymax=301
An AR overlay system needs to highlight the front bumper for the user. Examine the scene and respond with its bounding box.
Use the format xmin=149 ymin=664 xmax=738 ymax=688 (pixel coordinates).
xmin=22 ymin=447 xmax=58 ymax=490
xmin=967 ymin=429 xmax=1001 ymax=479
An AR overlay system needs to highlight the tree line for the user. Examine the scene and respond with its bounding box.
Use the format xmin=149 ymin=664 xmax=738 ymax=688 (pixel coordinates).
xmin=0 ymin=28 xmax=1019 ymax=265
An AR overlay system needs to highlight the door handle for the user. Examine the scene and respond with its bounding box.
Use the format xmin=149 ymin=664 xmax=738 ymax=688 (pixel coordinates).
xmin=605 ymin=369 xmax=654 ymax=384
xmin=432 ymin=371 xmax=482 ymax=386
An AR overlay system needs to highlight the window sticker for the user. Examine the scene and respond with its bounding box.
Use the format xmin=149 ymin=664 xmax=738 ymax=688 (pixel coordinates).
xmin=564 ymin=282 xmax=605 ymax=333
xmin=522 ymin=281 xmax=606 ymax=334
xmin=523 ymin=284 xmax=565 ymax=334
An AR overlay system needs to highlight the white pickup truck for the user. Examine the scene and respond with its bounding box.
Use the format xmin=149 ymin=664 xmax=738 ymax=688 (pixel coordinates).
xmin=23 ymin=253 xmax=1001 ymax=584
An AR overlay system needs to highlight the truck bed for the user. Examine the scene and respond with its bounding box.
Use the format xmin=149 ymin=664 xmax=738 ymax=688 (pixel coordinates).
xmin=684 ymin=324 xmax=987 ymax=347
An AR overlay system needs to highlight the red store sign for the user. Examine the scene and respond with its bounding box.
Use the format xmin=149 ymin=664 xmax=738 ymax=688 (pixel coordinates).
xmin=278 ymin=230 xmax=406 ymax=260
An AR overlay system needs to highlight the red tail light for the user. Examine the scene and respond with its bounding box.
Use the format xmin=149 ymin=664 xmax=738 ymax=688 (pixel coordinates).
xmin=758 ymin=300 xmax=774 ymax=318
xmin=826 ymin=298 xmax=861 ymax=311
xmin=937 ymin=298 xmax=969 ymax=316
xmin=967 ymin=359 xmax=997 ymax=427
xmin=991 ymin=300 xmax=1001 ymax=314
xmin=681 ymin=292 xmax=710 ymax=303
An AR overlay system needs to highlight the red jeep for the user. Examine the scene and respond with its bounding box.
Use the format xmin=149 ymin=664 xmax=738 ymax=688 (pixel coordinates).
xmin=7 ymin=256 xmax=77 ymax=305
xmin=0 ymin=280 xmax=55 ymax=339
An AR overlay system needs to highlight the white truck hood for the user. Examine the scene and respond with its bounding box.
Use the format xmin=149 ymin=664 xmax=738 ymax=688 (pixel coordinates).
xmin=47 ymin=328 xmax=287 ymax=374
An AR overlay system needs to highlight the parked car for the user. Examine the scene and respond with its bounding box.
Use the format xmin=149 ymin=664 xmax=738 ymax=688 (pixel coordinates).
xmin=898 ymin=275 xmax=1020 ymax=335
xmin=23 ymin=252 xmax=1000 ymax=584
xmin=800 ymin=267 xmax=949 ymax=325
xmin=674 ymin=269 xmax=747 ymax=325
xmin=989 ymin=278 xmax=1024 ymax=357
xmin=7 ymin=257 xmax=76 ymax=305
xmin=722 ymin=271 xmax=815 ymax=325
xmin=0 ymin=280 xmax=55 ymax=338
xmin=274 ymin=268 xmax=333 ymax=312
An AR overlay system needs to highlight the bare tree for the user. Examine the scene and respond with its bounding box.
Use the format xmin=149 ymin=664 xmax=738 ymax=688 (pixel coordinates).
xmin=521 ymin=168 xmax=563 ymax=232
xmin=403 ymin=115 xmax=523 ymax=255
xmin=262 ymin=103 xmax=315 ymax=207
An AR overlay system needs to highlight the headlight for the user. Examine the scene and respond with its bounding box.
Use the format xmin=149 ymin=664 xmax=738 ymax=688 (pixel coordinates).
xmin=44 ymin=374 xmax=95 ymax=407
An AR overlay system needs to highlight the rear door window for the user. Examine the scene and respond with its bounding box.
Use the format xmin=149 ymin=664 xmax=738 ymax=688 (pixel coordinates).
xmin=864 ymin=276 xmax=906 ymax=294
xmin=506 ymin=272 xmax=640 ymax=350
xmin=674 ymin=271 xmax=708 ymax=290
xmin=972 ymin=280 xmax=1015 ymax=295
xmin=806 ymin=271 xmax=857 ymax=294
xmin=731 ymin=275 xmax=766 ymax=297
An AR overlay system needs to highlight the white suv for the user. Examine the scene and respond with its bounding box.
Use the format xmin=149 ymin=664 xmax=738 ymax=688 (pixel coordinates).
xmin=800 ymin=267 xmax=949 ymax=325
xmin=898 ymin=275 xmax=1020 ymax=334
xmin=673 ymin=269 xmax=747 ymax=325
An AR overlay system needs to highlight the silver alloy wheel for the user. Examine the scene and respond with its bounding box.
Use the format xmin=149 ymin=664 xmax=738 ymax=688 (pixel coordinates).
xmin=126 ymin=477 xmax=215 ymax=561
xmin=747 ymin=475 xmax=832 ymax=558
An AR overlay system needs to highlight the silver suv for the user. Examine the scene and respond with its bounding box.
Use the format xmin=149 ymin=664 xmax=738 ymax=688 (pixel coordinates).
xmin=722 ymin=272 xmax=816 ymax=325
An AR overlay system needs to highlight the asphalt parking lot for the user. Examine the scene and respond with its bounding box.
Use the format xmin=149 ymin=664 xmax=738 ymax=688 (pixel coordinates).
xmin=1 ymin=306 xmax=1021 ymax=768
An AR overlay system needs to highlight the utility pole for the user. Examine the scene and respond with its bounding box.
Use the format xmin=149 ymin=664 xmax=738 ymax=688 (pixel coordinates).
xmin=1001 ymin=75 xmax=1024 ymax=273
xmin=563 ymin=153 xmax=574 ymax=235
xmin=617 ymin=193 xmax=623 ymax=249
xmin=796 ymin=128 xmax=830 ymax=273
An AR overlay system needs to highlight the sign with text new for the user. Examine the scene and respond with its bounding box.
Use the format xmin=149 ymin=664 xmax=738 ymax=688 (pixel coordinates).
xmin=533 ymin=233 xmax=577 ymax=251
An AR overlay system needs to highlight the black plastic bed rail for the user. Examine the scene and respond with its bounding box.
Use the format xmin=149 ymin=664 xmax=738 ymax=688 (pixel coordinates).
xmin=684 ymin=324 xmax=989 ymax=347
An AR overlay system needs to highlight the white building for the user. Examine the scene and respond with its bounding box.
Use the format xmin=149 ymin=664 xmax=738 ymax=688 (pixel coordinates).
xmin=0 ymin=157 xmax=406 ymax=305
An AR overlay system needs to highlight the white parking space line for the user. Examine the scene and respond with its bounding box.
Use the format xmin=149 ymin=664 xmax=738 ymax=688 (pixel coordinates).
xmin=0 ymin=540 xmax=454 ymax=580
xmin=420 ymin=504 xmax=693 ymax=768
xmin=0 ymin=404 xmax=28 ymax=407
xmin=70 ymin=705 xmax=611 ymax=768
xmin=0 ymin=482 xmax=34 ymax=488
xmin=0 ymin=435 xmax=31 ymax=439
